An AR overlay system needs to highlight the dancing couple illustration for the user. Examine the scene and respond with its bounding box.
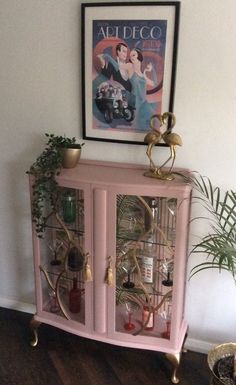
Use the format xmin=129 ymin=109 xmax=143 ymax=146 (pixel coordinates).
xmin=94 ymin=41 xmax=163 ymax=131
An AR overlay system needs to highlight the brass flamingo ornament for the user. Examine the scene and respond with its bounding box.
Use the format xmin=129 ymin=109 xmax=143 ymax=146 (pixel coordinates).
xmin=144 ymin=112 xmax=182 ymax=181
xmin=144 ymin=114 xmax=162 ymax=172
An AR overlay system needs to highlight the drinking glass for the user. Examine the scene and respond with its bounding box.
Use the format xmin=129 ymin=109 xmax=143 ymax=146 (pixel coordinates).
xmin=167 ymin=198 xmax=177 ymax=242
xmin=161 ymin=309 xmax=171 ymax=339
xmin=48 ymin=240 xmax=63 ymax=266
xmin=162 ymin=260 xmax=174 ymax=287
xmin=122 ymin=253 xmax=136 ymax=289
xmin=124 ymin=302 xmax=135 ymax=331
xmin=49 ymin=290 xmax=60 ymax=313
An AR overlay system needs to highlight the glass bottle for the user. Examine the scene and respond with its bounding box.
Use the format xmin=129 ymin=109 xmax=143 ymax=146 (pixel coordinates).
xmin=150 ymin=198 xmax=158 ymax=224
xmin=144 ymin=198 xmax=158 ymax=232
xmin=140 ymin=198 xmax=158 ymax=285
xmin=62 ymin=190 xmax=76 ymax=223
xmin=167 ymin=198 xmax=177 ymax=242
xmin=140 ymin=238 xmax=155 ymax=284
xmin=69 ymin=277 xmax=81 ymax=314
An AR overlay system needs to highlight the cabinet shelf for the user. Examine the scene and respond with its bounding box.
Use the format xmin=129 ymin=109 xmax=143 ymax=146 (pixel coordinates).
xmin=41 ymin=265 xmax=85 ymax=286
xmin=117 ymin=234 xmax=175 ymax=249
xmin=116 ymin=284 xmax=170 ymax=297
xmin=29 ymin=159 xmax=191 ymax=383
xmin=46 ymin=223 xmax=85 ymax=237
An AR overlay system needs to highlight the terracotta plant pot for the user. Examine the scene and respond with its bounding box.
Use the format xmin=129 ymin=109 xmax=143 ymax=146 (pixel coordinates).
xmin=61 ymin=147 xmax=81 ymax=168
xmin=208 ymin=343 xmax=236 ymax=384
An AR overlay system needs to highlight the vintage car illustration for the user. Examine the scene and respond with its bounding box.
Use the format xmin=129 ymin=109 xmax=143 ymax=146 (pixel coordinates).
xmin=95 ymin=83 xmax=135 ymax=124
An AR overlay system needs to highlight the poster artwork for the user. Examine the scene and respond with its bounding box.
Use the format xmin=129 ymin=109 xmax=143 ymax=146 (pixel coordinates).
xmin=92 ymin=20 xmax=167 ymax=133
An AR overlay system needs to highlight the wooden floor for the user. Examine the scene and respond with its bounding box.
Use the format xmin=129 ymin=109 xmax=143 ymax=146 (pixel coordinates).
xmin=0 ymin=307 xmax=211 ymax=385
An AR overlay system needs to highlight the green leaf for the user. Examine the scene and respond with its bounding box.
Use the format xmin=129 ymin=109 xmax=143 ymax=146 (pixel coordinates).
xmin=188 ymin=172 xmax=236 ymax=282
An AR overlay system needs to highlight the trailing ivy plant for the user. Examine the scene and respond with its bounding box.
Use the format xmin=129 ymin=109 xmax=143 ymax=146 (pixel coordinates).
xmin=179 ymin=172 xmax=236 ymax=280
xmin=45 ymin=133 xmax=84 ymax=149
xmin=27 ymin=133 xmax=84 ymax=238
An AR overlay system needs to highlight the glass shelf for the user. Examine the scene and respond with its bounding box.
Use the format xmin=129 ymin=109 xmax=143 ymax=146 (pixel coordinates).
xmin=116 ymin=284 xmax=168 ymax=297
xmin=117 ymin=234 xmax=175 ymax=249
xmin=46 ymin=223 xmax=85 ymax=236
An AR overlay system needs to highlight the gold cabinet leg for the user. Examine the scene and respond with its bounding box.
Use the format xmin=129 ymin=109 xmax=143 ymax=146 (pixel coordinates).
xmin=165 ymin=352 xmax=181 ymax=384
xmin=30 ymin=317 xmax=41 ymax=347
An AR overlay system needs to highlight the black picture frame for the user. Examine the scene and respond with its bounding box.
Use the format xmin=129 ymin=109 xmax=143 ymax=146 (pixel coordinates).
xmin=81 ymin=2 xmax=180 ymax=145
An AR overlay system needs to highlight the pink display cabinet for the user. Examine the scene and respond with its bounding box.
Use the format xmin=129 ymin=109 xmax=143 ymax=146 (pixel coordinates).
xmin=29 ymin=159 xmax=192 ymax=384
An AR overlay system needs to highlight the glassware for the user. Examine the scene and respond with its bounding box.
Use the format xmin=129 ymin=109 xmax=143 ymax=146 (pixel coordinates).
xmin=49 ymin=290 xmax=60 ymax=313
xmin=124 ymin=302 xmax=135 ymax=331
xmin=139 ymin=199 xmax=158 ymax=288
xmin=69 ymin=277 xmax=81 ymax=314
xmin=162 ymin=260 xmax=174 ymax=287
xmin=167 ymin=198 xmax=177 ymax=242
xmin=144 ymin=197 xmax=158 ymax=232
xmin=48 ymin=240 xmax=63 ymax=266
xmin=121 ymin=251 xmax=136 ymax=289
xmin=62 ymin=190 xmax=76 ymax=223
xmin=140 ymin=238 xmax=155 ymax=284
xmin=161 ymin=303 xmax=172 ymax=339
xmin=150 ymin=198 xmax=158 ymax=225
xmin=161 ymin=313 xmax=171 ymax=339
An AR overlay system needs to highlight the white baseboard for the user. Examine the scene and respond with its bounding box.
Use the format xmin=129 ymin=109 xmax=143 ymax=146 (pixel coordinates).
xmin=0 ymin=297 xmax=218 ymax=354
xmin=185 ymin=337 xmax=216 ymax=354
xmin=0 ymin=297 xmax=36 ymax=314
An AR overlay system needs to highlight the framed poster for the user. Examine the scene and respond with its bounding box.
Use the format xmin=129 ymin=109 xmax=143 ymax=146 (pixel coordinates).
xmin=81 ymin=2 xmax=180 ymax=145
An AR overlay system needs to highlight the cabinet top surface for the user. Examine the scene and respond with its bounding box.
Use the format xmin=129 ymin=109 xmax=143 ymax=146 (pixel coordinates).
xmin=57 ymin=159 xmax=192 ymax=195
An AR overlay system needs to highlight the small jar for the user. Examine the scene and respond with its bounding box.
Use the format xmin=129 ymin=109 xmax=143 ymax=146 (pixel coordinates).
xmin=62 ymin=190 xmax=76 ymax=223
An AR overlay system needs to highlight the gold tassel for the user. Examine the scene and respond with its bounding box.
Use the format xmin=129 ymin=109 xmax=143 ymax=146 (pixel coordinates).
xmin=84 ymin=254 xmax=92 ymax=282
xmin=105 ymin=256 xmax=113 ymax=286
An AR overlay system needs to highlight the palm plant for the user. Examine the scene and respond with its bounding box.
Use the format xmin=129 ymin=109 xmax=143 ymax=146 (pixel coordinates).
xmin=182 ymin=172 xmax=236 ymax=280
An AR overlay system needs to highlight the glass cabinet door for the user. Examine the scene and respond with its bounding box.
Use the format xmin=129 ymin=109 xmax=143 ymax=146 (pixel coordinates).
xmin=115 ymin=194 xmax=177 ymax=340
xmin=38 ymin=186 xmax=87 ymax=325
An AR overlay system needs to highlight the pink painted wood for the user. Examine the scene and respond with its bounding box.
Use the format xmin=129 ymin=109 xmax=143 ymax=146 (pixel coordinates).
xmin=29 ymin=159 xmax=192 ymax=356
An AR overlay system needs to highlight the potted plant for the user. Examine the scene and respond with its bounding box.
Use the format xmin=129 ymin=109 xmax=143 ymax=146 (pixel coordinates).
xmin=45 ymin=133 xmax=85 ymax=168
xmin=27 ymin=133 xmax=84 ymax=238
xmin=184 ymin=172 xmax=236 ymax=385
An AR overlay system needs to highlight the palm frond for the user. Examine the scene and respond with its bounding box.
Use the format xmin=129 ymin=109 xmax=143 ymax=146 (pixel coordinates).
xmin=187 ymin=172 xmax=236 ymax=281
xmin=189 ymin=262 xmax=232 ymax=279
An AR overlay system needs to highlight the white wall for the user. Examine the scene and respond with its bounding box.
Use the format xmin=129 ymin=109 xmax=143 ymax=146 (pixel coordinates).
xmin=0 ymin=0 xmax=236 ymax=353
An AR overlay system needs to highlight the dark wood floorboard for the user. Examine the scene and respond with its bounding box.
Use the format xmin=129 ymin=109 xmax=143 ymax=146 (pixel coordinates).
xmin=0 ymin=307 xmax=211 ymax=385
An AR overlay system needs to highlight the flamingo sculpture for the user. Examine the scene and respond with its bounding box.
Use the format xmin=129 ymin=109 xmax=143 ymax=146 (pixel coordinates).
xmin=144 ymin=112 xmax=182 ymax=180
xmin=144 ymin=114 xmax=162 ymax=172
